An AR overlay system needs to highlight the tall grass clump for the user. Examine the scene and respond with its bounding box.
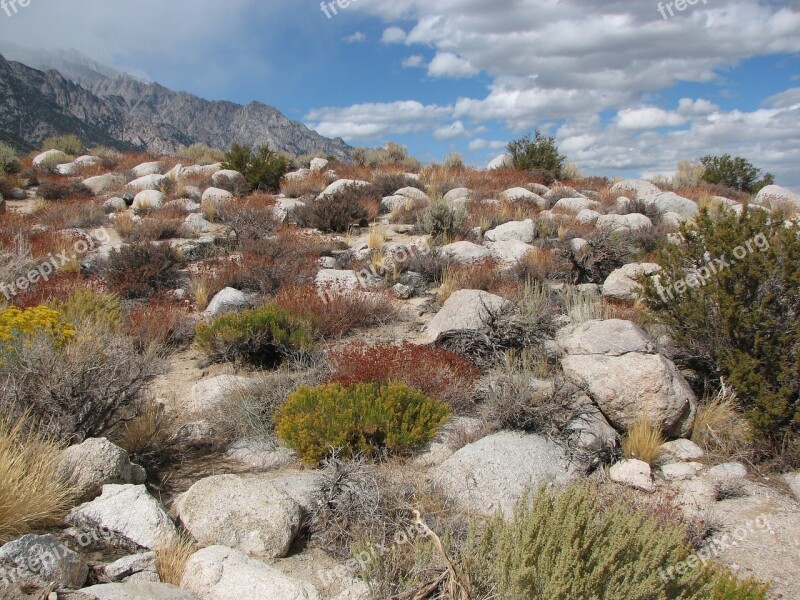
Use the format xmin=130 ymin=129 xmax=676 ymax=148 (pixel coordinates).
xmin=0 ymin=411 xmax=75 ymax=543
xmin=621 ymin=416 xmax=665 ymax=465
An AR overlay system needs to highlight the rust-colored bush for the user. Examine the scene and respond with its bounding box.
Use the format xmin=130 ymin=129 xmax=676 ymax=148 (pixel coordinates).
xmin=327 ymin=342 xmax=479 ymax=411
xmin=125 ymin=297 xmax=194 ymax=350
xmin=275 ymin=284 xmax=397 ymax=338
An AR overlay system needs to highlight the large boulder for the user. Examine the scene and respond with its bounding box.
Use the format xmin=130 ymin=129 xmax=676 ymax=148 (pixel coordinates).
xmin=0 ymin=534 xmax=88 ymax=590
xmin=317 ymin=179 xmax=371 ymax=199
xmin=175 ymin=475 xmax=302 ymax=558
xmin=126 ymin=174 xmax=169 ymax=193
xmin=58 ymin=438 xmax=147 ymax=502
xmin=83 ymin=173 xmax=127 ymax=196
xmin=485 ymin=240 xmax=535 ymax=268
xmin=431 ymin=432 xmax=579 ymax=514
xmin=487 ymin=154 xmax=512 ymax=170
xmin=394 ymin=187 xmax=429 ymax=203
xmin=310 ymin=157 xmax=329 ymax=172
xmin=611 ymin=179 xmax=661 ymax=200
xmin=132 ymin=190 xmax=164 ymax=212
xmin=181 ymin=545 xmax=321 ymax=600
xmin=178 ymin=163 xmax=223 ymax=181
xmin=425 ymin=289 xmax=512 ymax=341
xmin=81 ymin=583 xmax=198 ymax=599
xmin=212 ymin=169 xmax=246 ymax=189
xmin=602 ymin=262 xmax=660 ymax=302
xmin=131 ymin=161 xmax=164 ymax=178
xmin=646 ymin=192 xmax=698 ymax=220
xmin=66 ymin=484 xmax=178 ymax=551
xmin=443 ymin=187 xmax=472 ymax=205
xmin=439 ymin=241 xmax=492 ymax=264
xmin=596 ymin=213 xmax=653 ymax=233
xmin=755 ymin=185 xmax=800 ymax=210
xmin=32 ymin=149 xmax=68 ymax=167
xmin=201 ymin=187 xmax=233 ymax=203
xmin=204 ymin=287 xmax=250 ymax=317
xmin=558 ymin=319 xmax=696 ymax=437
xmin=484 ymin=219 xmax=535 ymax=243
xmin=498 ymin=187 xmax=546 ymax=207
xmin=553 ymin=197 xmax=601 ymax=213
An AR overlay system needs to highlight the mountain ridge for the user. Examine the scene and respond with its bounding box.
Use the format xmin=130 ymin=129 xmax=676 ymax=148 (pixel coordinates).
xmin=0 ymin=46 xmax=351 ymax=159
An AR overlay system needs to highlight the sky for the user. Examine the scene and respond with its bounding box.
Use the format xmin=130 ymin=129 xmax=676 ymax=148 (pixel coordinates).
xmin=0 ymin=0 xmax=798 ymax=189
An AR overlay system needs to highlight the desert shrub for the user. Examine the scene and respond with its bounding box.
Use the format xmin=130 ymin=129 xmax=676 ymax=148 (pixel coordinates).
xmin=128 ymin=217 xmax=188 ymax=242
xmin=560 ymin=161 xmax=583 ymax=180
xmin=618 ymin=196 xmax=664 ymax=224
xmin=371 ymin=172 xmax=425 ymax=198
xmin=700 ymin=154 xmax=774 ymax=194
xmin=195 ymin=304 xmax=313 ymax=367
xmin=0 ymin=323 xmax=163 ymax=441
xmin=419 ymin=200 xmax=468 ymax=244
xmin=214 ymin=193 xmax=278 ymax=245
xmin=43 ymin=134 xmax=85 ymax=156
xmin=0 ymin=141 xmax=20 ymax=174
xmin=691 ymin=382 xmax=753 ymax=462
xmin=295 ymin=184 xmax=380 ymax=232
xmin=222 ymin=143 xmax=291 ymax=192
xmin=570 ymin=228 xmax=638 ymax=284
xmin=507 ymin=130 xmax=566 ymax=177
xmin=672 ymin=160 xmax=706 ymax=188
xmin=468 ymin=484 xmax=765 ymax=600
xmin=476 ymin=351 xmax=564 ymax=432
xmin=105 ymin=243 xmax=184 ymax=299
xmin=0 ymin=305 xmax=76 ymax=350
xmin=37 ymin=180 xmax=70 ymax=201
xmin=0 ymin=411 xmax=75 ymax=544
xmin=280 ymin=171 xmax=329 ymax=197
xmin=621 ymin=416 xmax=665 ymax=465
xmin=208 ymin=356 xmax=327 ymax=444
xmin=516 ymin=247 xmax=572 ymax=283
xmin=89 ymin=146 xmax=122 ymax=169
xmin=640 ymin=206 xmax=800 ymax=453
xmin=275 ymin=381 xmax=451 ymax=463
xmin=559 ymin=285 xmax=622 ymax=323
xmin=327 ymin=342 xmax=479 ymax=412
xmin=50 ymin=289 xmax=122 ymax=331
xmin=125 ymin=299 xmax=194 ymax=351
xmin=443 ymin=152 xmax=465 ymax=169
xmin=352 ymin=143 xmax=421 ymax=171
xmin=176 ymin=142 xmax=226 ymax=165
xmin=275 ymin=285 xmax=397 ymax=338
xmin=437 ymin=259 xmax=505 ymax=304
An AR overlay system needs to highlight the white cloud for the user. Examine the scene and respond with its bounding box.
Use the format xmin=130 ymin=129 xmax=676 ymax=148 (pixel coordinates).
xmin=434 ymin=120 xmax=468 ymax=140
xmin=402 ymin=55 xmax=424 ymax=68
xmin=381 ymin=26 xmax=407 ymax=44
xmin=428 ymin=52 xmax=478 ymax=79
xmin=305 ymin=100 xmax=452 ymax=140
xmin=343 ymin=31 xmax=366 ymax=43
xmin=616 ymin=107 xmax=688 ymax=130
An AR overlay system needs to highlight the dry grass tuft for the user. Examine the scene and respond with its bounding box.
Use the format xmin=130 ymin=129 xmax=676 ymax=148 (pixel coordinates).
xmin=621 ymin=416 xmax=665 ymax=465
xmin=156 ymin=533 xmax=197 ymax=585
xmin=691 ymin=382 xmax=753 ymax=462
xmin=0 ymin=411 xmax=75 ymax=544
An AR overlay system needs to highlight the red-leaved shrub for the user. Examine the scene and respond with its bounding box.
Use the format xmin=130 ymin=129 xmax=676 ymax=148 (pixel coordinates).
xmin=327 ymin=342 xmax=480 ymax=412
xmin=275 ymin=284 xmax=397 ymax=339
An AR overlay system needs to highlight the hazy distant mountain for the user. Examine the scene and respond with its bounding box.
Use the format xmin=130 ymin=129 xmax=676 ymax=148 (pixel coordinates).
xmin=0 ymin=45 xmax=351 ymax=159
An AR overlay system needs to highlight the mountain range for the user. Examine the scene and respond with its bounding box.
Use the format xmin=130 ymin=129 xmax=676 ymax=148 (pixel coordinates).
xmin=0 ymin=43 xmax=351 ymax=159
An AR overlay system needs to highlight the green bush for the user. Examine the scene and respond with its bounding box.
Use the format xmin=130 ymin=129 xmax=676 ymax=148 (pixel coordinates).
xmin=275 ymin=381 xmax=451 ymax=463
xmin=640 ymin=206 xmax=800 ymax=451
xmin=195 ymin=305 xmax=313 ymax=367
xmin=222 ymin=143 xmax=291 ymax=192
xmin=507 ymin=130 xmax=566 ymax=177
xmin=0 ymin=142 xmax=20 ymax=175
xmin=419 ymin=200 xmax=467 ymax=245
xmin=42 ymin=134 xmax=85 ymax=156
xmin=469 ymin=484 xmax=768 ymax=599
xmin=50 ymin=289 xmax=123 ymax=331
xmin=699 ymin=154 xmax=774 ymax=194
xmin=351 ymin=143 xmax=421 ymax=171
xmin=176 ymin=142 xmax=226 ymax=165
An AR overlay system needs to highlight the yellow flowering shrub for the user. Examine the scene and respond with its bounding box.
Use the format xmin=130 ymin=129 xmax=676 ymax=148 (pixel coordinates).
xmin=275 ymin=381 xmax=451 ymax=464
xmin=0 ymin=306 xmax=76 ymax=350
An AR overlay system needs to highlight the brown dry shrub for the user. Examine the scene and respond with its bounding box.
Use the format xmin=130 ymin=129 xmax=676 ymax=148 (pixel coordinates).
xmin=280 ymin=171 xmax=329 ymax=197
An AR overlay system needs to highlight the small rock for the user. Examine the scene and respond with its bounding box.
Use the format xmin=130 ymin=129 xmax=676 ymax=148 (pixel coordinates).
xmin=660 ymin=462 xmax=704 ymax=481
xmin=201 ymin=187 xmax=233 ymax=203
xmin=204 ymin=287 xmax=250 ymax=317
xmin=103 ymin=552 xmax=158 ymax=583
xmin=132 ymin=190 xmax=164 ymax=212
xmin=80 ymin=582 xmax=198 ymax=600
xmin=610 ymin=459 xmax=655 ymax=493
xmin=659 ymin=439 xmax=704 ymax=462
xmin=708 ymin=462 xmax=748 ymax=480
